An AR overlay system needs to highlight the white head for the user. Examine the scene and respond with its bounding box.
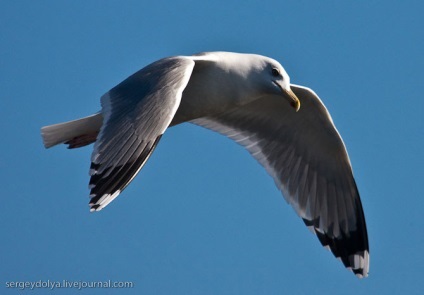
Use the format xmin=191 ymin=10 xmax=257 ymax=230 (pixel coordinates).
xmin=209 ymin=52 xmax=301 ymax=111
xmin=249 ymin=54 xmax=300 ymax=111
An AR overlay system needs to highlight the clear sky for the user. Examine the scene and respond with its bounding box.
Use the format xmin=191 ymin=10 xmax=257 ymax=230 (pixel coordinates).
xmin=1 ymin=1 xmax=423 ymax=294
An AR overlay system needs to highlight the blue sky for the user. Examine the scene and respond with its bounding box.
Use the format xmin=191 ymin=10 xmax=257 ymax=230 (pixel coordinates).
xmin=1 ymin=1 xmax=423 ymax=294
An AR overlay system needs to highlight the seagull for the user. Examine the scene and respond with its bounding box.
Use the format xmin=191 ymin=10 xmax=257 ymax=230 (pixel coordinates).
xmin=41 ymin=51 xmax=369 ymax=278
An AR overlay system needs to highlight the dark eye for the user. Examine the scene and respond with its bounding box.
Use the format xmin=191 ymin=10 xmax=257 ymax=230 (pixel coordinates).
xmin=272 ymin=68 xmax=280 ymax=77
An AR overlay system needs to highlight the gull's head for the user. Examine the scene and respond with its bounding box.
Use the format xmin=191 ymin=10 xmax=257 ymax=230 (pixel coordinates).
xmin=208 ymin=52 xmax=300 ymax=111
xmin=254 ymin=57 xmax=301 ymax=112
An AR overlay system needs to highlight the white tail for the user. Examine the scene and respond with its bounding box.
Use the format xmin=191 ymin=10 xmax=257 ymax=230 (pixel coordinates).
xmin=41 ymin=113 xmax=103 ymax=148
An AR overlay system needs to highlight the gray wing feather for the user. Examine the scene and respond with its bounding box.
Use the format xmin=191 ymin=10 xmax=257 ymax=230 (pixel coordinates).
xmin=89 ymin=57 xmax=195 ymax=211
xmin=191 ymin=84 xmax=369 ymax=277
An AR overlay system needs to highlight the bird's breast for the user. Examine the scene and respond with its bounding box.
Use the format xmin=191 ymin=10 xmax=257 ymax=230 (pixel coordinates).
xmin=170 ymin=65 xmax=253 ymax=126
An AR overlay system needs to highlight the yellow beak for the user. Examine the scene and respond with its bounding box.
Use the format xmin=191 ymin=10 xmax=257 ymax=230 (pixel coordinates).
xmin=283 ymin=88 xmax=301 ymax=112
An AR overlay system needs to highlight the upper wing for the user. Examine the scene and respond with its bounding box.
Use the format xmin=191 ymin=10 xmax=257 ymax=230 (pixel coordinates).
xmin=89 ymin=57 xmax=195 ymax=211
xmin=191 ymin=84 xmax=369 ymax=277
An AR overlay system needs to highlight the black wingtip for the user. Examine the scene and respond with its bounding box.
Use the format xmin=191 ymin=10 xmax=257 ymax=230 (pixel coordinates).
xmin=88 ymin=135 xmax=163 ymax=211
xmin=303 ymin=218 xmax=369 ymax=278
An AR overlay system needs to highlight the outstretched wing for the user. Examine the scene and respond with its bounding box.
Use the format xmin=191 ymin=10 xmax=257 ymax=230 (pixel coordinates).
xmin=191 ymin=84 xmax=369 ymax=277
xmin=89 ymin=57 xmax=195 ymax=211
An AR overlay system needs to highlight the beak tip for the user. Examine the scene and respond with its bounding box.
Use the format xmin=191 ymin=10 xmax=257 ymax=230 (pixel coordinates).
xmin=280 ymin=85 xmax=301 ymax=112
xmin=288 ymin=92 xmax=301 ymax=112
xmin=291 ymin=101 xmax=300 ymax=112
